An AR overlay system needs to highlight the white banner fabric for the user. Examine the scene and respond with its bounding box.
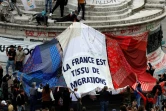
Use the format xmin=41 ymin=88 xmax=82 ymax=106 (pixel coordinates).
xmin=21 ymin=0 xmax=36 ymax=11
xmin=0 ymin=37 xmax=42 ymax=63
xmin=57 ymin=23 xmax=114 ymax=94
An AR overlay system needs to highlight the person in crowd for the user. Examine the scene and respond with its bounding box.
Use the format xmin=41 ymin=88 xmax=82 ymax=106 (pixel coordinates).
xmin=2 ymin=74 xmax=11 ymax=100
xmin=78 ymin=0 xmax=86 ymax=20
xmin=15 ymin=46 xmax=25 ymax=72
xmin=136 ymin=89 xmax=155 ymax=111
xmin=120 ymin=105 xmax=127 ymax=111
xmin=57 ymin=87 xmax=70 ymax=111
xmin=160 ymin=81 xmax=166 ymax=100
xmin=96 ymin=86 xmax=111 ymax=111
xmin=70 ymin=88 xmax=81 ymax=111
xmin=134 ymin=83 xmax=142 ymax=107
xmin=50 ymin=0 xmax=68 ymax=17
xmin=151 ymin=81 xmax=162 ymax=108
xmin=7 ymin=100 xmax=14 ymax=111
xmin=9 ymin=0 xmax=22 ymax=16
xmin=45 ymin=0 xmax=52 ymax=14
xmin=36 ymin=10 xmax=48 ymax=27
xmin=137 ymin=105 xmax=145 ymax=111
xmin=159 ymin=74 xmax=166 ymax=82
xmin=6 ymin=45 xmax=16 ymax=74
xmin=146 ymin=62 xmax=155 ymax=76
xmin=29 ymin=82 xmax=37 ymax=111
xmin=1 ymin=100 xmax=8 ymax=111
xmin=42 ymin=84 xmax=55 ymax=110
xmin=16 ymin=90 xmax=25 ymax=111
xmin=0 ymin=65 xmax=3 ymax=87
xmin=123 ymin=86 xmax=133 ymax=107
xmin=54 ymin=10 xmax=79 ymax=22
xmin=12 ymin=82 xmax=19 ymax=111
xmin=62 ymin=87 xmax=70 ymax=111
xmin=35 ymin=83 xmax=43 ymax=110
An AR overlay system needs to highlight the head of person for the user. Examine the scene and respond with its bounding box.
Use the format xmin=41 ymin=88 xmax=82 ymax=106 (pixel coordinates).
xmin=146 ymin=93 xmax=152 ymax=98
xmin=39 ymin=83 xmax=43 ymax=88
xmin=10 ymin=45 xmax=15 ymax=51
xmin=74 ymin=88 xmax=78 ymax=91
xmin=120 ymin=105 xmax=127 ymax=111
xmin=137 ymin=83 xmax=141 ymax=88
xmin=70 ymin=108 xmax=74 ymax=111
xmin=103 ymin=86 xmax=108 ymax=91
xmin=82 ymin=107 xmax=86 ymax=111
xmin=44 ymin=83 xmax=50 ymax=93
xmin=74 ymin=10 xmax=78 ymax=15
xmin=32 ymin=82 xmax=36 ymax=88
xmin=132 ymin=100 xmax=137 ymax=107
xmin=156 ymin=80 xmax=160 ymax=85
xmin=138 ymin=105 xmax=145 ymax=111
xmin=17 ymin=46 xmax=22 ymax=51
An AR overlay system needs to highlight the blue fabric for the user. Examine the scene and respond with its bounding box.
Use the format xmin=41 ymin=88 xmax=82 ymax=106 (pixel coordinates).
xmin=18 ymin=39 xmax=66 ymax=96
xmin=41 ymin=10 xmax=46 ymax=16
xmin=134 ymin=87 xmax=142 ymax=100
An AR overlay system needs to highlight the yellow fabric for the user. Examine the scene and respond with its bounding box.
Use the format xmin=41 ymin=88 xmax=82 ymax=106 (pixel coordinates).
xmin=78 ymin=0 xmax=85 ymax=4
xmin=8 ymin=104 xmax=14 ymax=111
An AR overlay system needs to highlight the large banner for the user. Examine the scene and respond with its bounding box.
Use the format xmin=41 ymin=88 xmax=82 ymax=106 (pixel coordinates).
xmin=58 ymin=23 xmax=113 ymax=94
xmin=21 ymin=0 xmax=36 ymax=11
xmin=106 ymin=32 xmax=156 ymax=91
xmin=70 ymin=0 xmax=125 ymax=5
xmin=0 ymin=37 xmax=42 ymax=63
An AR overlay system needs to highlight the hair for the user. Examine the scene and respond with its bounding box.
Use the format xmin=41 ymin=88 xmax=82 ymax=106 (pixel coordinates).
xmin=120 ymin=105 xmax=127 ymax=111
xmin=138 ymin=83 xmax=141 ymax=88
xmin=156 ymin=80 xmax=160 ymax=85
xmin=44 ymin=84 xmax=50 ymax=93
xmin=70 ymin=108 xmax=74 ymax=111
xmin=138 ymin=105 xmax=145 ymax=111
xmin=82 ymin=107 xmax=86 ymax=111
xmin=103 ymin=86 xmax=108 ymax=91
xmin=74 ymin=88 xmax=78 ymax=91
xmin=10 ymin=45 xmax=15 ymax=48
xmin=32 ymin=82 xmax=36 ymax=88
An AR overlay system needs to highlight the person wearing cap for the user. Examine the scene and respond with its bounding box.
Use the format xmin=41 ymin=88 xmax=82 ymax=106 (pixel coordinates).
xmin=15 ymin=46 xmax=25 ymax=72
xmin=6 ymin=45 xmax=16 ymax=74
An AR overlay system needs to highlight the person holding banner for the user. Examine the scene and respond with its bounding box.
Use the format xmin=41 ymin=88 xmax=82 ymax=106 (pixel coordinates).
xmin=96 ymin=86 xmax=111 ymax=111
xmin=70 ymin=88 xmax=81 ymax=111
xmin=6 ymin=45 xmax=16 ymax=74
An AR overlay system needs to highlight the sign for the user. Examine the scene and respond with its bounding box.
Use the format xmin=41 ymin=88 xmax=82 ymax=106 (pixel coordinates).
xmin=21 ymin=0 xmax=36 ymax=11
xmin=0 ymin=37 xmax=42 ymax=63
xmin=58 ymin=23 xmax=113 ymax=94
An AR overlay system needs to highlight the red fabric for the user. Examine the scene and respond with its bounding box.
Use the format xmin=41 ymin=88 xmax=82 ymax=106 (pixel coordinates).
xmin=105 ymin=32 xmax=156 ymax=91
xmin=137 ymin=91 xmax=155 ymax=107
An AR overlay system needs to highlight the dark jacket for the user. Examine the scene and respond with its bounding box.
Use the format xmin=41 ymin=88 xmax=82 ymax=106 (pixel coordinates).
xmin=151 ymin=84 xmax=162 ymax=96
xmin=96 ymin=90 xmax=111 ymax=102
